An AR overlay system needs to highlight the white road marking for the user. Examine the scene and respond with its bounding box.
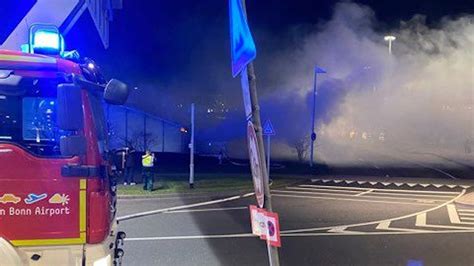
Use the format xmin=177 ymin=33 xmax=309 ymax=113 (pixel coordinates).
xmin=164 ymin=206 xmax=247 ymax=214
xmin=283 ymin=229 xmax=474 ymax=237
xmin=355 ymin=189 xmax=374 ymax=197
xmin=290 ymin=186 xmax=363 ymax=194
xmin=327 ymin=227 xmax=363 ymax=234
xmin=376 ymin=221 xmax=431 ymax=233
xmin=272 ymin=194 xmax=437 ymax=206
xmin=447 ymin=204 xmax=461 ymax=223
xmin=367 ymin=191 xmax=453 ymax=198
xmin=415 ymin=213 xmax=427 ymax=226
xmin=416 ymin=212 xmax=474 ymax=229
xmin=461 ymin=217 xmax=474 ymax=221
xmin=458 ymin=208 xmax=474 ymax=213
xmin=459 ymin=213 xmax=474 ymax=217
xmin=124 ymin=228 xmax=474 ymax=242
xmin=301 ymin=184 xmax=369 ymax=191
xmin=273 ymin=190 xmax=359 ymax=198
xmin=126 ymin=233 xmax=255 ymax=241
xmin=117 ymin=192 xmax=254 ymax=221
xmin=282 ymin=188 xmax=452 ymax=203
xmin=283 ymin=189 xmax=466 ymax=234
xmin=299 ymin=184 xmax=459 ymax=195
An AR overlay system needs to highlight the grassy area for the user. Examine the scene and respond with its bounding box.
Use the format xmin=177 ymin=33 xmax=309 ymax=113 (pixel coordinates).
xmin=117 ymin=175 xmax=299 ymax=196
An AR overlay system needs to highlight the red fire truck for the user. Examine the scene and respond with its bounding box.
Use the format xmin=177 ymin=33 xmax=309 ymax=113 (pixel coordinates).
xmin=0 ymin=25 xmax=127 ymax=265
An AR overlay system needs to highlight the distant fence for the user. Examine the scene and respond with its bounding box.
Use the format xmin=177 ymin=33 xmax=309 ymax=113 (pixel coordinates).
xmin=107 ymin=105 xmax=188 ymax=153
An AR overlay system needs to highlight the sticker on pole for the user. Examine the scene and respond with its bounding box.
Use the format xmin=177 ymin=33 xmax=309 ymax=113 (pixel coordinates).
xmin=249 ymin=205 xmax=281 ymax=247
xmin=229 ymin=0 xmax=257 ymax=77
xmin=247 ymin=121 xmax=264 ymax=208
xmin=263 ymin=120 xmax=275 ymax=136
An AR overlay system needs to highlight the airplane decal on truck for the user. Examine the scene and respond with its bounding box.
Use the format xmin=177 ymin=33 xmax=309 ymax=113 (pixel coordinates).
xmin=24 ymin=193 xmax=48 ymax=205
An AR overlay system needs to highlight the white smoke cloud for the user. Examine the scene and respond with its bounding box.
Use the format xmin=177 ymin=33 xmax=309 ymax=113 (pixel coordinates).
xmin=253 ymin=1 xmax=473 ymax=164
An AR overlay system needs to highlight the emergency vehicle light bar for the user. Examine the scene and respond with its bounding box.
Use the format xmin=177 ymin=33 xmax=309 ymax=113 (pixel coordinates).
xmin=27 ymin=25 xmax=64 ymax=55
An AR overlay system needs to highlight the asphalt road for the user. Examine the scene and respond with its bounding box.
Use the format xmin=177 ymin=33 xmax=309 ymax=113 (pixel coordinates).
xmin=116 ymin=171 xmax=474 ymax=266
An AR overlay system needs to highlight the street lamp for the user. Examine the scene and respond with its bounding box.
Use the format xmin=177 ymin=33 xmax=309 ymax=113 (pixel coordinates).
xmin=384 ymin=35 xmax=396 ymax=55
xmin=310 ymin=66 xmax=326 ymax=167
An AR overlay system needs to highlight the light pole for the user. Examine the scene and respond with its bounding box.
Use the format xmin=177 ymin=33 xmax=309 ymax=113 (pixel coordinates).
xmin=384 ymin=35 xmax=396 ymax=55
xmin=310 ymin=66 xmax=326 ymax=167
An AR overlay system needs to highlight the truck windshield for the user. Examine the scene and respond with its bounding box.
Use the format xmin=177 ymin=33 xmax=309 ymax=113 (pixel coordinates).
xmin=0 ymin=76 xmax=74 ymax=156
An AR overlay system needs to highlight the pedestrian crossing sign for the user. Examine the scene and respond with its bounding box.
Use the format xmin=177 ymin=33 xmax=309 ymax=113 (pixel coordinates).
xmin=263 ymin=120 xmax=275 ymax=136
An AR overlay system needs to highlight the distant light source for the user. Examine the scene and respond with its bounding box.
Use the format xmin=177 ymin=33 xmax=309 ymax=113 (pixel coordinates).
xmin=87 ymin=62 xmax=95 ymax=70
xmin=384 ymin=35 xmax=396 ymax=55
xmin=180 ymin=127 xmax=188 ymax=133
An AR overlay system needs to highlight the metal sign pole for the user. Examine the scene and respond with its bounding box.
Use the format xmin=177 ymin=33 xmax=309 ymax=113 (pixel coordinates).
xmin=267 ymin=134 xmax=270 ymax=179
xmin=189 ymin=103 xmax=195 ymax=189
xmin=310 ymin=73 xmax=317 ymax=167
xmin=246 ymin=62 xmax=280 ymax=266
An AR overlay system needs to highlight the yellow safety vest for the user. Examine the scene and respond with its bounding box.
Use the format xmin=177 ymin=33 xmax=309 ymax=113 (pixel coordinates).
xmin=142 ymin=154 xmax=154 ymax=167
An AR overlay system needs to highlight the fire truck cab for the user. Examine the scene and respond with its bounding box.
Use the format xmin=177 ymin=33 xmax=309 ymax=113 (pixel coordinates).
xmin=0 ymin=25 xmax=127 ymax=265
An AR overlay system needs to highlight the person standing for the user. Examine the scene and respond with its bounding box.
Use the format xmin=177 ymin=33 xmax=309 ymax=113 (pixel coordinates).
xmin=124 ymin=147 xmax=136 ymax=185
xmin=142 ymin=150 xmax=155 ymax=191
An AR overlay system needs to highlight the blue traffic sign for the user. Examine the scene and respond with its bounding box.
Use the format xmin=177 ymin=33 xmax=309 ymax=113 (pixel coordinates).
xmin=263 ymin=120 xmax=275 ymax=136
xmin=229 ymin=0 xmax=257 ymax=77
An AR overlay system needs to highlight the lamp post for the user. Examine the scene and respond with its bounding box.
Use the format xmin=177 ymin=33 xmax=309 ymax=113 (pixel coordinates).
xmin=310 ymin=66 xmax=326 ymax=167
xmin=384 ymin=35 xmax=396 ymax=55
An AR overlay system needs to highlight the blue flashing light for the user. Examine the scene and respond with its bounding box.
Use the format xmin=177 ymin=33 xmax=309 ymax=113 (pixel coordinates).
xmin=28 ymin=25 xmax=64 ymax=55
xmin=33 ymin=30 xmax=60 ymax=50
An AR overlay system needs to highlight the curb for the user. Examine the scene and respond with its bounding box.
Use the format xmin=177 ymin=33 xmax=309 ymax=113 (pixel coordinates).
xmin=117 ymin=189 xmax=253 ymax=200
xmin=117 ymin=178 xmax=306 ymax=200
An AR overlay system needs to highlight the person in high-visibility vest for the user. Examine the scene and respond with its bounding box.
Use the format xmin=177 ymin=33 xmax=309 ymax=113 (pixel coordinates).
xmin=142 ymin=150 xmax=155 ymax=191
